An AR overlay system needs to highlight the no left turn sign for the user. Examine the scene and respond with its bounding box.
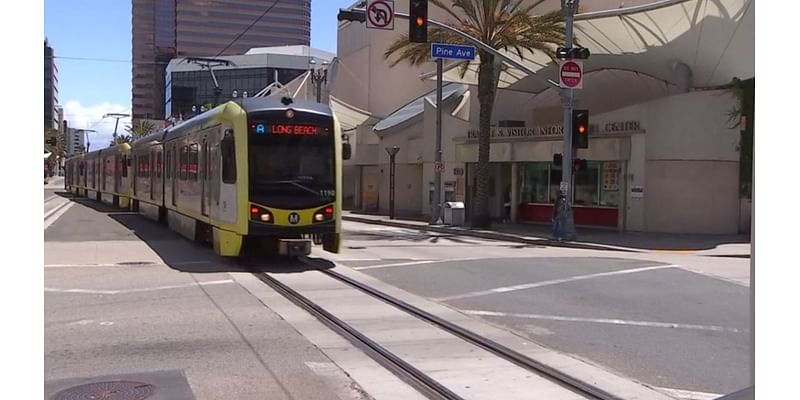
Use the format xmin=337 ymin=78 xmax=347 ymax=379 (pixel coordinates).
xmin=367 ymin=0 xmax=394 ymax=30
xmin=560 ymin=60 xmax=583 ymax=89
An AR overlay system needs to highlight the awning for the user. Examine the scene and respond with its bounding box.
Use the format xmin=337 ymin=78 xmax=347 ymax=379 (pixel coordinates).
xmin=425 ymin=0 xmax=753 ymax=92
xmin=330 ymin=95 xmax=376 ymax=132
xmin=373 ymin=83 xmax=468 ymax=135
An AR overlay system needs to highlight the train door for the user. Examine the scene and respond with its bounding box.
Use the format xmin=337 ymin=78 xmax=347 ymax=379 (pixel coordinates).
xmin=150 ymin=150 xmax=155 ymax=201
xmin=171 ymin=144 xmax=178 ymax=207
xmin=114 ymin=155 xmax=121 ymax=194
xmin=201 ymin=139 xmax=208 ymax=216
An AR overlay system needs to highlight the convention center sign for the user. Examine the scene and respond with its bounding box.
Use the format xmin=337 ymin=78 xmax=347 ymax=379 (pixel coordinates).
xmin=466 ymin=120 xmax=643 ymax=141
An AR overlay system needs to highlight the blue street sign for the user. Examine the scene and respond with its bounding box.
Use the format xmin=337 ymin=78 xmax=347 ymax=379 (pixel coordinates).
xmin=431 ymin=43 xmax=476 ymax=61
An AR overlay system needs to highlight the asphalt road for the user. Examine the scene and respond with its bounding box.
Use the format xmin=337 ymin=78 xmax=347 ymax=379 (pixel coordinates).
xmin=333 ymin=221 xmax=751 ymax=398
xmin=44 ymin=191 xmax=373 ymax=400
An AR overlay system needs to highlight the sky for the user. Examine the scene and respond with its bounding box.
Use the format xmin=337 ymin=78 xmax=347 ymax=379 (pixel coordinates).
xmin=43 ymin=0 xmax=355 ymax=147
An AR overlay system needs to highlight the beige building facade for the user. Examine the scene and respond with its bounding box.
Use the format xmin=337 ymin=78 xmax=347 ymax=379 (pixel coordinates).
xmin=332 ymin=0 xmax=753 ymax=234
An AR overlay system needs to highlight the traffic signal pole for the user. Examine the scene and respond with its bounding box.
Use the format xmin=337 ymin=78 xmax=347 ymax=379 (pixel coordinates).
xmin=559 ymin=0 xmax=578 ymax=240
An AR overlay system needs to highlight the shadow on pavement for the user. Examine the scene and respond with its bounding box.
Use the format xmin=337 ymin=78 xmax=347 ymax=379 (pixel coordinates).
xmin=108 ymin=212 xmax=335 ymax=274
xmin=346 ymin=210 xmax=751 ymax=252
xmin=63 ymin=195 xmax=137 ymax=215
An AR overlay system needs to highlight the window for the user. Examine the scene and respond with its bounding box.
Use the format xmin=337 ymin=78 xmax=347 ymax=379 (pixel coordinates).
xmin=573 ymin=161 xmax=600 ymax=206
xmin=166 ymin=150 xmax=171 ymax=179
xmin=519 ymin=163 xmax=550 ymax=204
xmin=180 ymin=146 xmax=188 ymax=180
xmin=221 ymin=134 xmax=236 ymax=184
xmin=600 ymin=162 xmax=621 ymax=207
xmin=189 ymin=144 xmax=199 ymax=180
xmin=121 ymin=156 xmax=128 ymax=178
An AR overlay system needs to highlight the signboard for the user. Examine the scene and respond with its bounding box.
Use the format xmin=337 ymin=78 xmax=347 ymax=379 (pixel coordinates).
xmin=559 ymin=60 xmax=583 ymax=89
xmin=465 ymin=120 xmax=644 ymax=142
xmin=434 ymin=161 xmax=444 ymax=172
xmin=560 ymin=181 xmax=569 ymax=194
xmin=367 ymin=0 xmax=394 ymax=30
xmin=431 ymin=43 xmax=476 ymax=61
xmin=631 ymin=186 xmax=645 ymax=198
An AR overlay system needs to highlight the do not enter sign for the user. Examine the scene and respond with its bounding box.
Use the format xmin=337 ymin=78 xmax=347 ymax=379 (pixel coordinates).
xmin=560 ymin=60 xmax=583 ymax=89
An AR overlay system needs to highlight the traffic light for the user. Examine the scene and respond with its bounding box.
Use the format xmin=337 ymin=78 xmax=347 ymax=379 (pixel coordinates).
xmin=409 ymin=0 xmax=428 ymax=43
xmin=572 ymin=109 xmax=589 ymax=149
xmin=573 ymin=158 xmax=587 ymax=172
xmin=556 ymin=47 xmax=590 ymax=60
xmin=337 ymin=8 xmax=366 ymax=23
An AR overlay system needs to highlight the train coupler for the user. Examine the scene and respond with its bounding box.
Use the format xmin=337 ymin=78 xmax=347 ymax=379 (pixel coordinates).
xmin=279 ymin=239 xmax=312 ymax=257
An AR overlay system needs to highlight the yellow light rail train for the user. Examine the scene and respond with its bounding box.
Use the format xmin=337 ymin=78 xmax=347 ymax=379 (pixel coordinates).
xmin=65 ymin=97 xmax=351 ymax=257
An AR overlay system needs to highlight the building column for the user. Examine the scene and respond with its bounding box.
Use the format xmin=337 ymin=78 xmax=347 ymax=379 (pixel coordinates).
xmin=511 ymin=162 xmax=519 ymax=223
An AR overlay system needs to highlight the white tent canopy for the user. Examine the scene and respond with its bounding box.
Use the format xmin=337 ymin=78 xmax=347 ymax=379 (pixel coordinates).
xmin=426 ymin=0 xmax=753 ymax=97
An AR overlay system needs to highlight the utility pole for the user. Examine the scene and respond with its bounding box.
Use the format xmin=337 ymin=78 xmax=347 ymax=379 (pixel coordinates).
xmin=559 ymin=0 xmax=579 ymax=240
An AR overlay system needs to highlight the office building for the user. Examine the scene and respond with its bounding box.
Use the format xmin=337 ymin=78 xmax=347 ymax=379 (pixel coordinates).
xmin=132 ymin=0 xmax=311 ymax=120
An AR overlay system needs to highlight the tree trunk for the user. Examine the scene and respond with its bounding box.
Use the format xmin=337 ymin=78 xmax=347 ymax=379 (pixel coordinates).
xmin=470 ymin=54 xmax=497 ymax=229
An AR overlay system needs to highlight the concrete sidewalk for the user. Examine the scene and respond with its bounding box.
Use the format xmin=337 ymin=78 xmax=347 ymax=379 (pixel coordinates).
xmin=343 ymin=211 xmax=751 ymax=257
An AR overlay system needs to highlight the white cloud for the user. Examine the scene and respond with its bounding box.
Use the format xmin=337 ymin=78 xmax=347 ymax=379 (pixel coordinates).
xmin=62 ymin=101 xmax=132 ymax=150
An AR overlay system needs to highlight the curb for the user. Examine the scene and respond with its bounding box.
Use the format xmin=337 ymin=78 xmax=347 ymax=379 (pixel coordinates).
xmin=343 ymin=215 xmax=637 ymax=253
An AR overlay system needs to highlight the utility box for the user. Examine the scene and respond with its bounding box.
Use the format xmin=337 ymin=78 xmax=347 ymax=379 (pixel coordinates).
xmin=443 ymin=202 xmax=465 ymax=226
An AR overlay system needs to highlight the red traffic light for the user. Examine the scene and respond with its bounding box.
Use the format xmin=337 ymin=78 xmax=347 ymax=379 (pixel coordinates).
xmin=409 ymin=0 xmax=428 ymax=43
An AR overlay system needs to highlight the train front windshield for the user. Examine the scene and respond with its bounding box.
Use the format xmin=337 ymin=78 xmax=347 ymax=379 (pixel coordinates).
xmin=248 ymin=112 xmax=335 ymax=209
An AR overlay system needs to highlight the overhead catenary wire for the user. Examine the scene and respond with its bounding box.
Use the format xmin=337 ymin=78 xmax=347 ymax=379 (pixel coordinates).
xmin=214 ymin=0 xmax=285 ymax=57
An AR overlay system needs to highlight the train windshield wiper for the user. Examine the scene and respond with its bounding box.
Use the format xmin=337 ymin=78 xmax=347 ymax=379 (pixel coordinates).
xmin=257 ymin=180 xmax=320 ymax=196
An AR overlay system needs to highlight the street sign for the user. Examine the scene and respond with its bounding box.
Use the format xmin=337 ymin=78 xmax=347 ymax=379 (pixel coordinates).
xmin=366 ymin=0 xmax=394 ymax=30
xmin=560 ymin=181 xmax=569 ymax=194
xmin=434 ymin=161 xmax=444 ymax=172
xmin=559 ymin=60 xmax=583 ymax=89
xmin=431 ymin=43 xmax=476 ymax=61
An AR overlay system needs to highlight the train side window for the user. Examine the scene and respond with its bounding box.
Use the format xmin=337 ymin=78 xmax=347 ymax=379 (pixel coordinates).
xmin=180 ymin=146 xmax=188 ymax=180
xmin=221 ymin=132 xmax=236 ymax=184
xmin=156 ymin=152 xmax=162 ymax=178
xmin=166 ymin=149 xmax=171 ymax=179
xmin=189 ymin=144 xmax=199 ymax=181
xmin=122 ymin=156 xmax=128 ymax=178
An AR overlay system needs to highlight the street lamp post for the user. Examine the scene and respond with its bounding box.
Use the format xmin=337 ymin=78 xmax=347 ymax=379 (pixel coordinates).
xmin=103 ymin=113 xmax=131 ymax=141
xmin=386 ymin=146 xmax=400 ymax=220
xmin=309 ymin=59 xmax=329 ymax=103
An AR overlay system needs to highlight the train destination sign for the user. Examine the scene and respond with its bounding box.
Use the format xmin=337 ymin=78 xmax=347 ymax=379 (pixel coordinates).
xmin=251 ymin=123 xmax=329 ymax=136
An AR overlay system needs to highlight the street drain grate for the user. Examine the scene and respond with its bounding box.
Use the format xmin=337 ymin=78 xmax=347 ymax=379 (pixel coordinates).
xmin=116 ymin=261 xmax=155 ymax=266
xmin=52 ymin=381 xmax=155 ymax=400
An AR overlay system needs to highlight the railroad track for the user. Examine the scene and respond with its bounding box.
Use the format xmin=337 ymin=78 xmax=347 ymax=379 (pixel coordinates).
xmin=245 ymin=255 xmax=624 ymax=400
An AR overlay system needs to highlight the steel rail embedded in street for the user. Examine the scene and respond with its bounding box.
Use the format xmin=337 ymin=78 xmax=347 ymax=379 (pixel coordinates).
xmin=253 ymin=271 xmax=466 ymax=400
xmin=301 ymin=258 xmax=618 ymax=400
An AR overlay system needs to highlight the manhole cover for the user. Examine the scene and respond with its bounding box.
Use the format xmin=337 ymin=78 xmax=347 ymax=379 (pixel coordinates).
xmin=116 ymin=261 xmax=155 ymax=266
xmin=52 ymin=381 xmax=155 ymax=400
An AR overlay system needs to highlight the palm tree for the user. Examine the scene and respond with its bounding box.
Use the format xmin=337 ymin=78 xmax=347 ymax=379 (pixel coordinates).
xmin=384 ymin=0 xmax=565 ymax=228
xmin=125 ymin=119 xmax=156 ymax=140
xmin=110 ymin=134 xmax=133 ymax=146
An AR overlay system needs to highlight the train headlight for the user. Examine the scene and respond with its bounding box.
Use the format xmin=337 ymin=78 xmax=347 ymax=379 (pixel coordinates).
xmin=313 ymin=206 xmax=334 ymax=222
xmin=250 ymin=205 xmax=273 ymax=223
